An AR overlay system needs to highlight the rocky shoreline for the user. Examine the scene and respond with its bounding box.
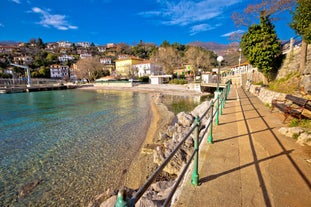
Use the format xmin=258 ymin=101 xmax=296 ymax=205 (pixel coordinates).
xmin=79 ymin=84 xmax=208 ymax=206
xmin=97 ymin=98 xmax=212 ymax=206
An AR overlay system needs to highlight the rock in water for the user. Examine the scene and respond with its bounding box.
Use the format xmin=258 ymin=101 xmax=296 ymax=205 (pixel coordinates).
xmin=18 ymin=179 xmax=42 ymax=198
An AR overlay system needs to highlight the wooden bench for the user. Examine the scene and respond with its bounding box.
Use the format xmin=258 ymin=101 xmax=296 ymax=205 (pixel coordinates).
xmin=271 ymin=94 xmax=311 ymax=123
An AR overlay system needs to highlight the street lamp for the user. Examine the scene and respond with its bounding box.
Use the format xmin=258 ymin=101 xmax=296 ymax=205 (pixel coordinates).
xmin=239 ymin=48 xmax=242 ymax=86
xmin=216 ymin=56 xmax=224 ymax=92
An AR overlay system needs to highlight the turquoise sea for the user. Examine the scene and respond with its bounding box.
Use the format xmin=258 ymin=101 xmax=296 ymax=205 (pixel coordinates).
xmin=0 ymin=89 xmax=203 ymax=206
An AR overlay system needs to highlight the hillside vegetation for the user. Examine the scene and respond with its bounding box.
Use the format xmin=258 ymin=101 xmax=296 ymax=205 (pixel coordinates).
xmin=268 ymin=45 xmax=311 ymax=98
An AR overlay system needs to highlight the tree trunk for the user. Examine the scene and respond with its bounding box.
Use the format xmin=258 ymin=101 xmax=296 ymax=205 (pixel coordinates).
xmin=300 ymin=40 xmax=308 ymax=72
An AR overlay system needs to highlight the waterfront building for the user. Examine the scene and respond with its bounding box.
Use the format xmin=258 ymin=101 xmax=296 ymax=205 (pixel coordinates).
xmin=115 ymin=56 xmax=143 ymax=77
xmin=133 ymin=60 xmax=163 ymax=77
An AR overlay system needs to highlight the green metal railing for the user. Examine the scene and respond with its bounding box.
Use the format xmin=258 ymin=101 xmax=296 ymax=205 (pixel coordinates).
xmin=115 ymin=80 xmax=231 ymax=207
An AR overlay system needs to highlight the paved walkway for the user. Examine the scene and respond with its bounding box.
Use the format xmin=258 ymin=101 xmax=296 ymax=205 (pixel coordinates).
xmin=172 ymin=86 xmax=311 ymax=207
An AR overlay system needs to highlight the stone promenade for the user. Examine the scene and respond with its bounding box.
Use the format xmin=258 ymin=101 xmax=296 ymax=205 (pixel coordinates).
xmin=172 ymin=86 xmax=311 ymax=207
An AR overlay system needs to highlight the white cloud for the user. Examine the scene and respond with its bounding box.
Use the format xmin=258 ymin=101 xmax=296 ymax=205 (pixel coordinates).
xmin=190 ymin=24 xmax=214 ymax=36
xmin=32 ymin=7 xmax=78 ymax=30
xmin=140 ymin=0 xmax=242 ymax=35
xmin=141 ymin=0 xmax=241 ymax=26
xmin=10 ymin=0 xmax=21 ymax=4
xmin=221 ymin=30 xmax=244 ymax=37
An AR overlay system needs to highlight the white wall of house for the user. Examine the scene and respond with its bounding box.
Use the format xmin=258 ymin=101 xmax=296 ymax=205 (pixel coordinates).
xmin=50 ymin=65 xmax=70 ymax=78
xmin=58 ymin=55 xmax=74 ymax=62
xmin=202 ymin=73 xmax=214 ymax=83
xmin=149 ymin=75 xmax=172 ymax=84
xmin=134 ymin=62 xmax=163 ymax=77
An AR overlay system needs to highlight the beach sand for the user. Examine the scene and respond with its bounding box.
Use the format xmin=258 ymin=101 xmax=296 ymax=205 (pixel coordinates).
xmin=122 ymin=93 xmax=175 ymax=189
xmin=79 ymin=84 xmax=204 ymax=191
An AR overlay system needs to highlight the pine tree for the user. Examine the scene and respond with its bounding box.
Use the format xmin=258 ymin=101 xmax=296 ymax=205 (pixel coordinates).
xmin=240 ymin=14 xmax=281 ymax=83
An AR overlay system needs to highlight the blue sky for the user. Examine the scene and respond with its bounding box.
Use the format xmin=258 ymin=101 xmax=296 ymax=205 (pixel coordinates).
xmin=1 ymin=0 xmax=296 ymax=46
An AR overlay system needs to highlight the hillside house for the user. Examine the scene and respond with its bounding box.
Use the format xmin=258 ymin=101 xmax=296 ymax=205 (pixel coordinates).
xmin=115 ymin=56 xmax=143 ymax=77
xmin=133 ymin=60 xmax=163 ymax=77
xmin=50 ymin=64 xmax=70 ymax=79
xmin=174 ymin=64 xmax=194 ymax=78
xmin=58 ymin=55 xmax=74 ymax=62
xmin=100 ymin=57 xmax=114 ymax=75
xmin=13 ymin=56 xmax=33 ymax=65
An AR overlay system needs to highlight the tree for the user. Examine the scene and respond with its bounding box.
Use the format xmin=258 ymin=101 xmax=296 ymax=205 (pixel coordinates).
xmin=231 ymin=0 xmax=295 ymax=44
xmin=75 ymin=57 xmax=103 ymax=82
xmin=232 ymin=0 xmax=296 ymax=27
xmin=291 ymin=0 xmax=311 ymax=72
xmin=131 ymin=41 xmax=157 ymax=59
xmin=150 ymin=46 xmax=181 ymax=75
xmin=184 ymin=46 xmax=214 ymax=75
xmin=45 ymin=53 xmax=58 ymax=64
xmin=240 ymin=14 xmax=281 ymax=83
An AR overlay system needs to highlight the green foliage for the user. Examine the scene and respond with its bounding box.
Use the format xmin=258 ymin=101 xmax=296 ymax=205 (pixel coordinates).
xmin=138 ymin=76 xmax=149 ymax=83
xmin=169 ymin=79 xmax=188 ymax=84
xmin=240 ymin=15 xmax=281 ymax=82
xmin=131 ymin=42 xmax=157 ymax=59
xmin=289 ymin=118 xmax=311 ymax=130
xmin=291 ymin=0 xmax=311 ymax=43
xmin=253 ymin=81 xmax=263 ymax=85
xmin=31 ymin=66 xmax=50 ymax=78
xmin=292 ymin=133 xmax=299 ymax=139
xmin=102 ymin=69 xmax=110 ymax=77
xmin=289 ymin=118 xmax=300 ymax=127
xmin=0 ymin=73 xmax=12 ymax=78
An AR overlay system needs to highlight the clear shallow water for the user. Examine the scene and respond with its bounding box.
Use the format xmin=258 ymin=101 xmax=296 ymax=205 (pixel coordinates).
xmin=0 ymin=89 xmax=204 ymax=206
xmin=0 ymin=89 xmax=151 ymax=206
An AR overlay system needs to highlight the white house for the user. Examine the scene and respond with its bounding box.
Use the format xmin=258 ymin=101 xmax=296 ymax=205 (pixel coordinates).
xmin=58 ymin=55 xmax=74 ymax=62
xmin=149 ymin=75 xmax=172 ymax=84
xmin=50 ymin=64 xmax=70 ymax=78
xmin=76 ymin=42 xmax=90 ymax=48
xmin=80 ymin=53 xmax=92 ymax=59
xmin=57 ymin=41 xmax=72 ymax=48
xmin=133 ymin=61 xmax=163 ymax=77
xmin=100 ymin=57 xmax=112 ymax=64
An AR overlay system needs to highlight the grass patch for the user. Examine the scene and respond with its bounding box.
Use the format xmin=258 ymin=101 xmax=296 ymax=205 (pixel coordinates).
xmin=268 ymin=72 xmax=300 ymax=94
xmin=292 ymin=133 xmax=299 ymax=139
xmin=289 ymin=118 xmax=311 ymax=131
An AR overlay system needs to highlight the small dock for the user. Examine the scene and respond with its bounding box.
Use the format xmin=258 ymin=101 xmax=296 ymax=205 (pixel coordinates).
xmin=0 ymin=85 xmax=80 ymax=94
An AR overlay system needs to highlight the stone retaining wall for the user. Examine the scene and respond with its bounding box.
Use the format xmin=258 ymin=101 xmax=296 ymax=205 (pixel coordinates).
xmin=248 ymin=84 xmax=285 ymax=106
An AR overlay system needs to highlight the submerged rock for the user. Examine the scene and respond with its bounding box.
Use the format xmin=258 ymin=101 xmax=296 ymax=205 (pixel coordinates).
xmin=18 ymin=179 xmax=43 ymax=198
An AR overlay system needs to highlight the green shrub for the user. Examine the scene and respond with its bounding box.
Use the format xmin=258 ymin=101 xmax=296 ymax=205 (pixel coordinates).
xmin=292 ymin=133 xmax=299 ymax=139
xmin=169 ymin=79 xmax=188 ymax=84
xmin=289 ymin=118 xmax=311 ymax=130
xmin=252 ymin=81 xmax=263 ymax=85
xmin=138 ymin=76 xmax=149 ymax=83
xmin=289 ymin=118 xmax=299 ymax=127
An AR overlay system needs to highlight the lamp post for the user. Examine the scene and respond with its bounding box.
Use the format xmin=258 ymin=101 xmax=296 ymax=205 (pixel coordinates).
xmin=216 ymin=56 xmax=224 ymax=92
xmin=239 ymin=48 xmax=242 ymax=86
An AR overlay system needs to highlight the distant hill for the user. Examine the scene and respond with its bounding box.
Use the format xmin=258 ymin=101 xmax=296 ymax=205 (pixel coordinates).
xmin=187 ymin=41 xmax=243 ymax=66
xmin=0 ymin=41 xmax=20 ymax=46
xmin=187 ymin=41 xmax=239 ymax=56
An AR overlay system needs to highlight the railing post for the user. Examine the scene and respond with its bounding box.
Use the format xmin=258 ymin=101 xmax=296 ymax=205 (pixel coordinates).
xmin=191 ymin=116 xmax=200 ymax=186
xmin=220 ymin=92 xmax=224 ymax=115
xmin=215 ymin=94 xmax=219 ymax=126
xmin=223 ymin=87 xmax=227 ymax=105
xmin=208 ymin=100 xmax=214 ymax=144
